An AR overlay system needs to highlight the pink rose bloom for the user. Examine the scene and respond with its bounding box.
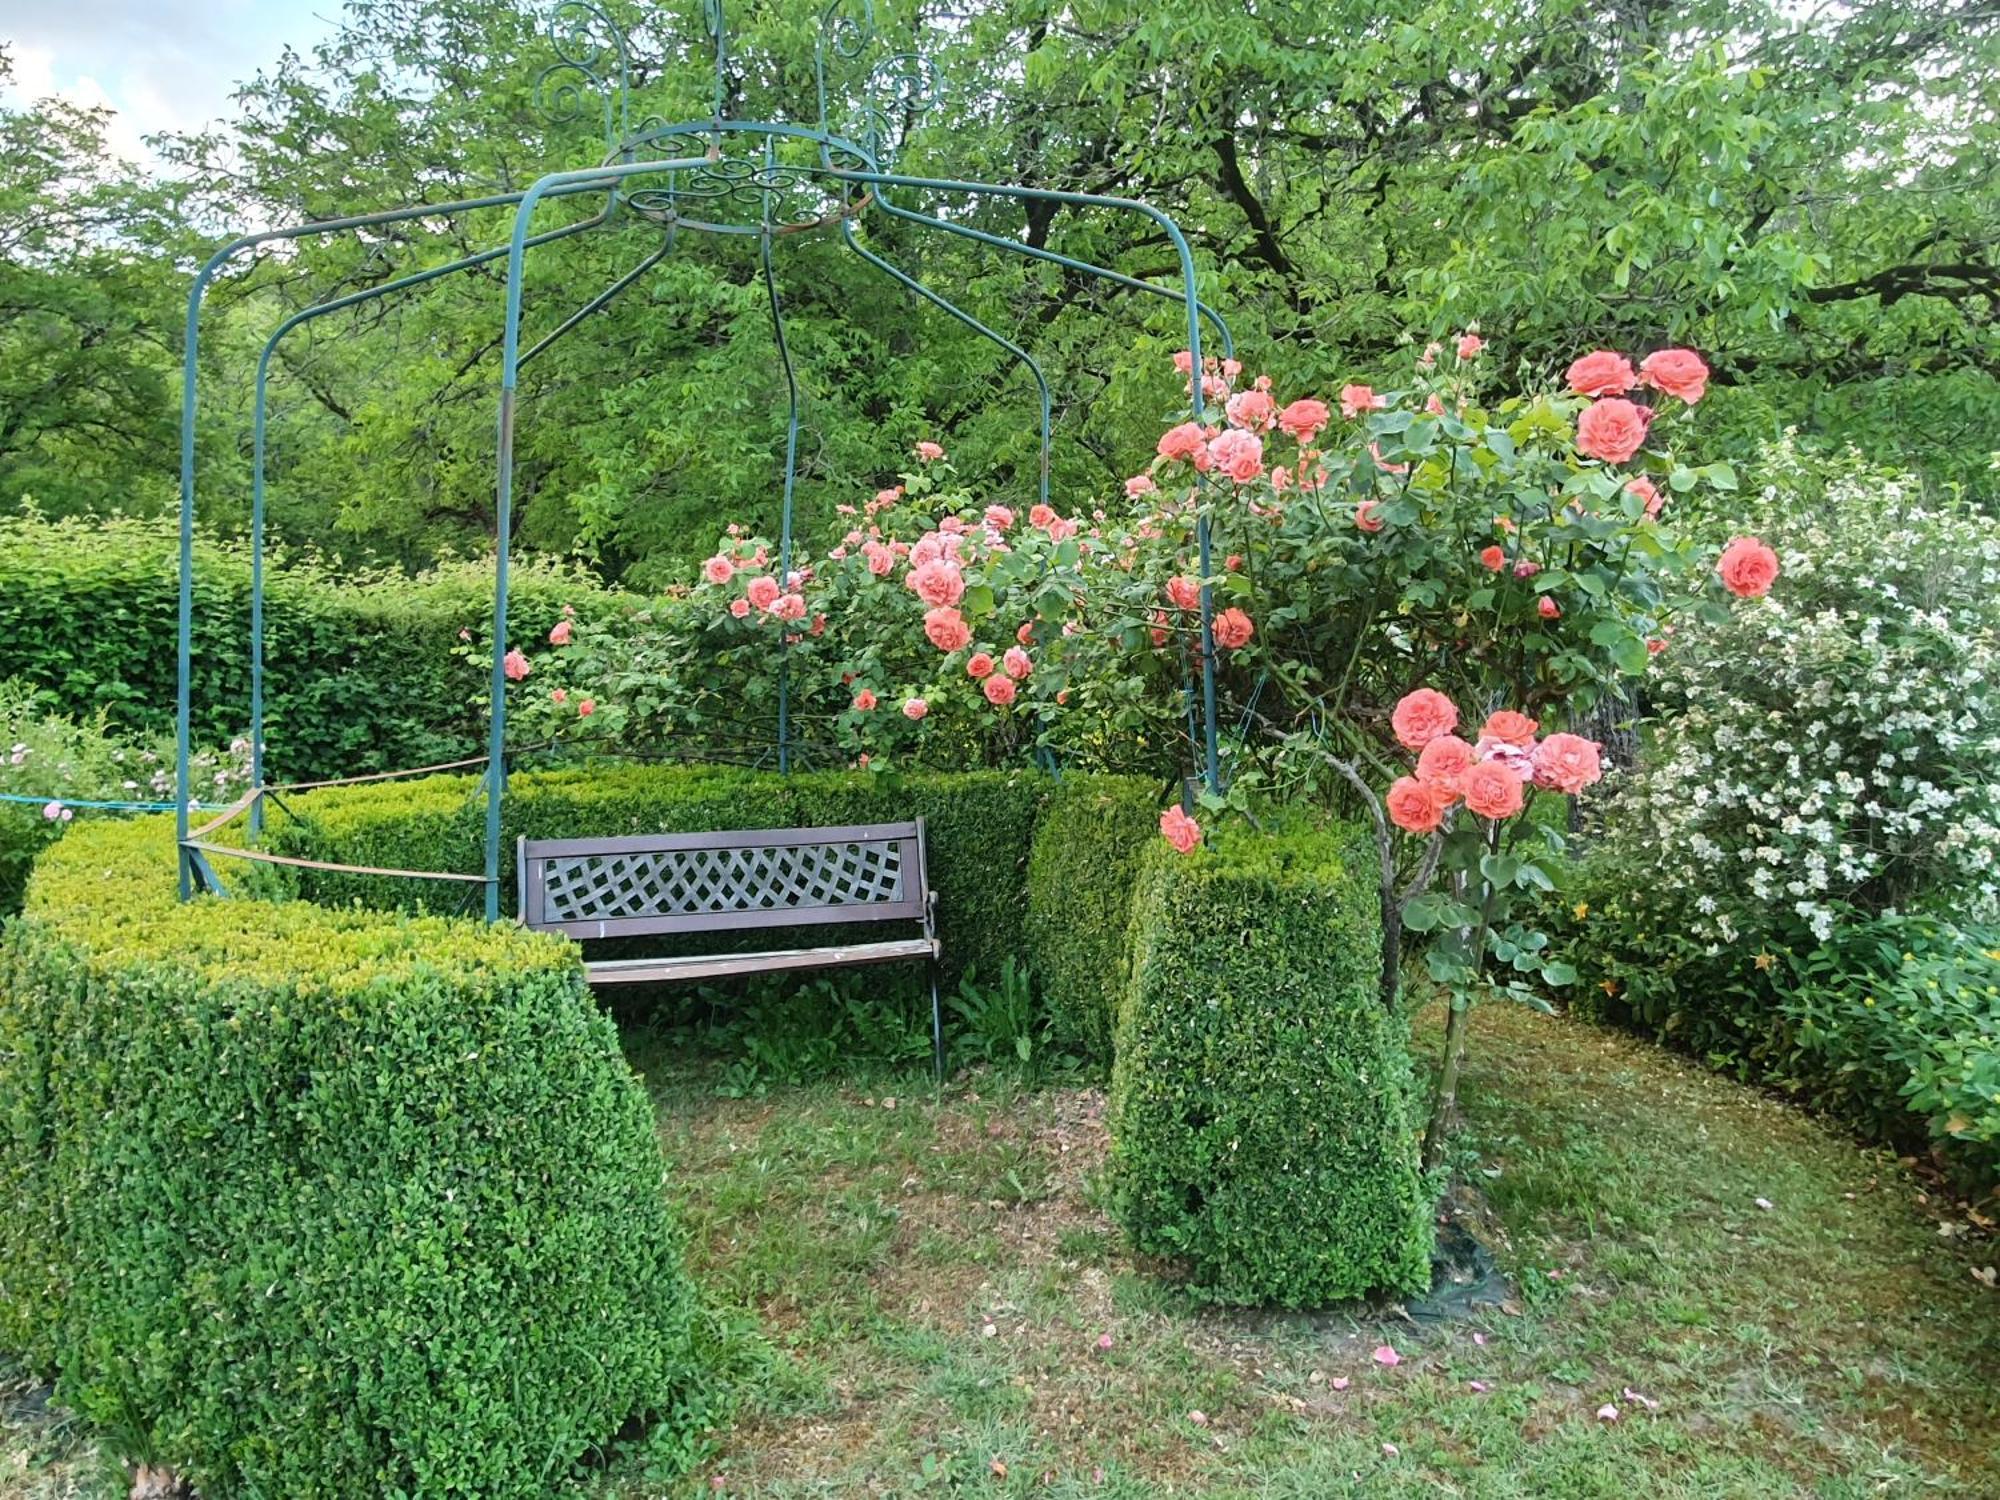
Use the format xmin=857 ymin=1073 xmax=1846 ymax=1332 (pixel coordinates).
xmin=729 ymin=598 xmax=751 ymax=619
xmin=1340 ymin=383 xmax=1385 ymax=420
xmin=1456 ymin=333 xmax=1484 ymax=360
xmin=503 ymin=648 xmax=531 ymax=681
xmin=924 ymin=607 xmax=972 ymax=652
xmin=1369 ymin=442 xmax=1409 ymax=476
xmin=1213 ymin=607 xmax=1254 ymax=650
xmin=1172 ymin=349 xmax=1195 ymax=375
xmin=577 ymin=698 xmax=595 ymax=717
xmin=985 ymin=505 xmax=1015 ymax=530
xmin=1222 ymin=357 xmax=1242 ymax=380
xmin=1201 ymin=373 xmax=1230 ymax=402
xmin=703 ymin=555 xmax=735 ymax=586
xmin=458 ymin=627 xmax=471 ymax=641
xmin=1575 ymin=398 xmax=1651 ymax=464
xmin=1157 ymin=422 xmax=1209 ymax=465
xmin=907 ymin=558 xmax=966 ymax=609
xmin=1355 ymin=499 xmax=1385 ymax=533
xmin=1476 ymin=737 xmax=1536 ymax=781
xmin=1566 ymin=350 xmax=1637 ymax=397
xmin=1003 ymin=646 xmax=1033 ymax=680
xmin=1391 ymin=687 xmax=1458 ymax=750
xmin=1047 ymin=515 xmax=1079 ymax=542
xmin=1538 ymin=595 xmax=1562 ymax=619
xmin=1482 ymin=710 xmax=1539 ymax=746
xmin=982 ymin=674 xmax=1017 ymax=707
xmin=1415 ymin=734 xmax=1476 ymax=797
xmin=1165 ymin=575 xmax=1201 ymax=612
xmin=1125 ymin=475 xmax=1157 ymax=499
xmin=1225 ymin=388 xmax=1276 ymax=431
xmin=1208 ymin=428 xmax=1265 ymax=483
xmin=1717 ymin=535 xmax=1780 ymax=598
xmin=1277 ymin=398 xmax=1330 ymax=440
xmin=42 ymin=800 xmax=63 ymax=821
xmin=1639 ymin=348 xmax=1708 ymax=404
xmin=853 ymin=688 xmax=878 ymax=711
xmin=746 ymin=575 xmax=781 ymax=611
xmin=862 ymin=542 xmax=894 ymax=576
xmin=1028 ymin=503 xmax=1057 ymax=529
xmin=1512 ymin=558 xmax=1541 ymax=579
xmin=551 ymin=687 xmax=567 ymax=705
xmin=1480 ymin=544 xmax=1506 ymax=571
xmin=915 ymin=440 xmax=945 ymax=462
xmin=902 ymin=697 xmax=929 ymax=720
xmin=966 ymin=651 xmax=995 ymax=680
xmin=773 ymin=592 xmax=807 ymax=621
xmin=1531 ymin=732 xmax=1604 ymax=793
xmin=1462 ymin=760 xmax=1525 ymax=820
xmin=1160 ymin=804 xmax=1203 ymax=854
xmin=1387 ymin=775 xmax=1449 ymax=834
xmin=548 ymin=618 xmax=572 ymax=646
xmin=1016 ymin=622 xmax=1035 ymax=645
xmin=1626 ymin=476 xmax=1664 ymax=518
xmin=1425 ymin=393 xmax=1447 ymax=416
xmin=875 ymin=487 xmax=903 ymax=507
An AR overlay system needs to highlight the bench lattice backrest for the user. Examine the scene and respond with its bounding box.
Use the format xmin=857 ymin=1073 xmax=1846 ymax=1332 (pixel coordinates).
xmin=518 ymin=822 xmax=928 ymax=940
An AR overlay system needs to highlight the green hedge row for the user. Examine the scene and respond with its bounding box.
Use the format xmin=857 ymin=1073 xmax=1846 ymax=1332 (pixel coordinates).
xmin=270 ymin=764 xmax=1157 ymax=1053
xmin=0 ymin=512 xmax=642 ymax=783
xmin=0 ymin=814 xmax=725 ymax=1497
xmin=1109 ymin=818 xmax=1434 ymax=1306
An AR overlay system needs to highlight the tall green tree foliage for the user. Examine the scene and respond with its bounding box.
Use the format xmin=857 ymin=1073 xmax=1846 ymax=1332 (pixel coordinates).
xmin=2 ymin=1 xmax=1994 ymax=581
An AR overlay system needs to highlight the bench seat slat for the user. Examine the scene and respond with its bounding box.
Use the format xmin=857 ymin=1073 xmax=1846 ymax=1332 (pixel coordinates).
xmin=581 ymin=937 xmax=939 ymax=985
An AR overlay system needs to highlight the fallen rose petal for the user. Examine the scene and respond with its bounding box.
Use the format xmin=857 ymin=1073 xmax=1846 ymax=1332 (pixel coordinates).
xmin=1372 ymin=1344 xmax=1402 ymax=1367
xmin=1621 ymin=1387 xmax=1659 ymax=1410
xmin=1754 ymin=1197 xmax=1774 ymax=1211
xmin=1597 ymin=1403 xmax=1620 ymax=1422
xmin=1468 ymin=1380 xmax=1490 ymax=1393
xmin=1331 ymin=1376 xmax=1351 ymax=1391
xmin=1187 ymin=1410 xmax=1208 ymax=1427
xmin=1095 ymin=1333 xmax=1114 ymax=1353
xmin=1381 ymin=1442 xmax=1400 ymax=1458
xmin=1473 ymin=1332 xmax=1488 ymax=1346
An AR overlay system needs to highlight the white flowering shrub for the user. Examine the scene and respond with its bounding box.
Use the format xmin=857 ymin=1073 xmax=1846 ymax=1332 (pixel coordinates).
xmin=1561 ymin=450 xmax=2000 ymax=1179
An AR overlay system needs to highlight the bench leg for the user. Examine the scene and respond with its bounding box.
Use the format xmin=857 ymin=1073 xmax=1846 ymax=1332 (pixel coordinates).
xmin=928 ymin=954 xmax=945 ymax=1084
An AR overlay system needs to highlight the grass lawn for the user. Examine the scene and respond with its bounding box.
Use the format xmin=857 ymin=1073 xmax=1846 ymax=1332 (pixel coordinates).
xmin=5 ymin=1003 xmax=1995 ymax=1497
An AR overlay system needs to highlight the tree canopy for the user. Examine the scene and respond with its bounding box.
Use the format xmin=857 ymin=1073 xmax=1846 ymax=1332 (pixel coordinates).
xmin=2 ymin=0 xmax=1994 ymax=582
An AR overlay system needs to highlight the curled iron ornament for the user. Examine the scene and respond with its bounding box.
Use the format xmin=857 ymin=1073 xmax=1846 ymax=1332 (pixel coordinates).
xmin=624 ymin=154 xmax=859 ymax=232
xmin=533 ymin=0 xmax=631 ymax=150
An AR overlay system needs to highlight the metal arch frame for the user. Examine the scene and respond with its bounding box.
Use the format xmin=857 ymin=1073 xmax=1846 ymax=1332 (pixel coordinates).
xmin=176 ymin=3 xmax=1241 ymax=916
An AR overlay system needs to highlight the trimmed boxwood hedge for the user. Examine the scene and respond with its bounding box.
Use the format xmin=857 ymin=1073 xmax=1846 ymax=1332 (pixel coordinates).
xmin=0 ymin=814 xmax=726 ymax=1497
xmin=1108 ymin=818 xmax=1434 ymax=1306
xmin=271 ymin=763 xmax=1155 ymax=1011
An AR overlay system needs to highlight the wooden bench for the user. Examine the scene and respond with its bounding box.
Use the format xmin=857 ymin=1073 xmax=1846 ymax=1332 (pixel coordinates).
xmin=518 ymin=820 xmax=944 ymax=1078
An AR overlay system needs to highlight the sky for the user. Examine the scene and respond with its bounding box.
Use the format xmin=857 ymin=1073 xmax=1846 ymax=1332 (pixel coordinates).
xmin=1 ymin=0 xmax=340 ymax=164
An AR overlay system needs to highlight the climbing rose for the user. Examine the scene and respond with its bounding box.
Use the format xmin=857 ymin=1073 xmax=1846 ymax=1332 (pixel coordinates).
xmin=503 ymin=648 xmax=531 ymax=681
xmin=1639 ymin=348 xmax=1709 ymax=404
xmin=1717 ymin=535 xmax=1780 ymax=597
xmin=852 ymin=689 xmax=878 ymax=711
xmin=745 ymin=575 xmax=781 ymax=611
xmin=907 ymin=558 xmax=966 ymax=609
xmin=1165 ymin=575 xmax=1201 ymax=612
xmin=1277 ymin=398 xmax=1330 ymax=440
xmin=902 ymin=697 xmax=928 ymax=720
xmin=577 ymin=698 xmax=595 ymax=717
xmin=1626 ymin=475 xmax=1663 ymax=518
xmin=1461 ymin=760 xmax=1526 ymax=820
xmin=1530 ymin=732 xmax=1604 ymax=793
xmin=982 ymin=674 xmax=1017 ymax=707
xmin=1480 ymin=544 xmax=1506 ymax=571
xmin=1028 ymin=503 xmax=1057 ymax=529
xmin=1391 ymin=688 xmax=1458 ymax=750
xmin=1225 ymin=388 xmax=1276 ymax=431
xmin=1456 ymin=332 xmax=1484 ymax=360
xmin=874 ymin=487 xmax=902 ymax=507
xmin=548 ymin=618 xmax=572 ymax=646
xmin=551 ymin=688 xmax=567 ymax=705
xmin=985 ymin=505 xmax=1015 ymax=530
xmin=862 ymin=541 xmax=895 ymax=577
xmin=1172 ymin=350 xmax=1195 ymax=375
xmin=1566 ymin=350 xmax=1637 ymax=397
xmin=772 ymin=592 xmax=807 ymax=622
xmin=915 ymin=440 xmax=945 ymax=462
xmin=1355 ymin=499 xmax=1385 ymax=533
xmin=1157 ymin=422 xmax=1209 ymax=465
xmin=1003 ymin=646 xmax=1033 ymax=680
xmin=703 ymin=555 xmax=735 ymax=585
xmin=1416 ymin=734 xmax=1476 ymax=797
xmin=1481 ymin=710 xmax=1539 ymax=746
xmin=923 ymin=607 xmax=971 ymax=652
xmin=1208 ymin=428 xmax=1265 ymax=483
xmin=729 ymin=598 xmax=751 ymax=619
xmin=1539 ymin=596 xmax=1561 ymax=619
xmin=1125 ymin=475 xmax=1157 ymax=499
xmin=1387 ymin=775 xmax=1449 ymax=834
xmin=1016 ymin=622 xmax=1035 ymax=645
xmin=41 ymin=801 xmax=62 ymax=821
xmin=1212 ymin=607 xmax=1255 ymax=650
xmin=1575 ymin=398 xmax=1650 ymax=464
xmin=1160 ymin=805 xmax=1203 ymax=854
xmin=1340 ymin=383 xmax=1385 ymax=419
xmin=966 ymin=651 xmax=996 ymax=680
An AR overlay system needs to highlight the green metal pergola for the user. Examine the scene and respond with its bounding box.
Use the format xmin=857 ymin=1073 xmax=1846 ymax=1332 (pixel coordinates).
xmin=174 ymin=0 xmax=1234 ymax=919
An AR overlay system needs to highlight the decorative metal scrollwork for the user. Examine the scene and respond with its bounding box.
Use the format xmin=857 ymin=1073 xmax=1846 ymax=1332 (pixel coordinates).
xmin=625 ymin=154 xmax=859 ymax=233
xmin=813 ymin=2 xmax=939 ymax=164
xmin=533 ymin=0 xmax=631 ymax=151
